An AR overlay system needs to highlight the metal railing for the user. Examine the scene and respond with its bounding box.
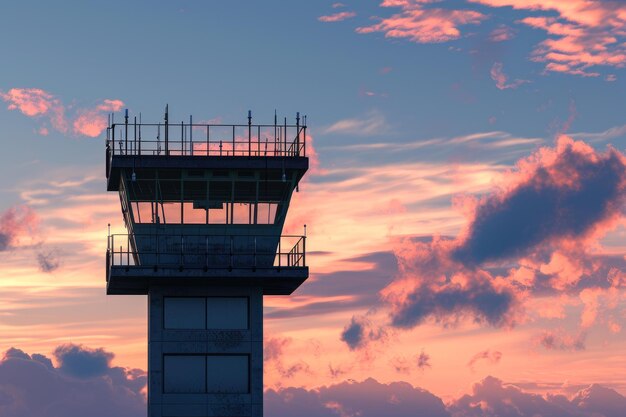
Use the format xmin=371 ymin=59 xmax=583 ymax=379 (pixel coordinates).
xmin=105 ymin=113 xmax=307 ymax=158
xmin=106 ymin=233 xmax=306 ymax=270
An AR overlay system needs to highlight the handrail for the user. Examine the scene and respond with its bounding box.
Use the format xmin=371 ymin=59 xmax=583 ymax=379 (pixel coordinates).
xmin=106 ymin=121 xmax=306 ymax=158
xmin=106 ymin=233 xmax=306 ymax=269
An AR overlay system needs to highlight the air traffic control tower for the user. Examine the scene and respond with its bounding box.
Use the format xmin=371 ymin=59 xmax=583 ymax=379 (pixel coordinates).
xmin=105 ymin=108 xmax=308 ymax=417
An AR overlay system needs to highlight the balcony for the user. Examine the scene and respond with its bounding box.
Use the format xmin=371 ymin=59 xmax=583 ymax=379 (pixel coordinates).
xmin=105 ymin=233 xmax=308 ymax=296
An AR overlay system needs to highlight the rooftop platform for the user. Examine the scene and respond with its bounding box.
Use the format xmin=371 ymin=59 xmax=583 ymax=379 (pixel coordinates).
xmin=105 ymin=116 xmax=309 ymax=190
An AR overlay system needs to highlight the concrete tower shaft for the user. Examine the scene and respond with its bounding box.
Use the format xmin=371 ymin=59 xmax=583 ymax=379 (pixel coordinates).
xmin=105 ymin=108 xmax=309 ymax=417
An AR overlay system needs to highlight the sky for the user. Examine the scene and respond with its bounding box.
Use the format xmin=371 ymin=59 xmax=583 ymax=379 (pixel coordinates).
xmin=1 ymin=0 xmax=626 ymax=416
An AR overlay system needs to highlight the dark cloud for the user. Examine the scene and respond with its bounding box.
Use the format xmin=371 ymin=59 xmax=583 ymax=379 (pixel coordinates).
xmin=264 ymin=337 xmax=290 ymax=362
xmin=2 ymin=346 xmax=625 ymax=417
xmin=361 ymin=138 xmax=626 ymax=338
xmin=266 ymin=378 xmax=450 ymax=417
xmin=453 ymin=139 xmax=626 ymax=265
xmin=390 ymin=351 xmax=431 ymax=374
xmin=264 ymin=337 xmax=311 ymax=380
xmin=467 ymin=350 xmax=502 ymax=371
xmin=0 ymin=233 xmax=9 ymax=251
xmin=0 ymin=345 xmax=145 ymax=417
xmin=390 ymin=277 xmax=517 ymax=329
xmin=340 ymin=315 xmax=386 ymax=350
xmin=341 ymin=317 xmax=365 ymax=350
xmin=53 ymin=344 xmax=114 ymax=378
xmin=417 ymin=350 xmax=431 ymax=370
xmin=537 ymin=330 xmax=586 ymax=351
xmin=36 ymin=250 xmax=60 ymax=272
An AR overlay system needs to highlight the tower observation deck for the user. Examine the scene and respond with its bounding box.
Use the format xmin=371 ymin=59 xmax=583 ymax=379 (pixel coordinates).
xmin=105 ymin=108 xmax=309 ymax=417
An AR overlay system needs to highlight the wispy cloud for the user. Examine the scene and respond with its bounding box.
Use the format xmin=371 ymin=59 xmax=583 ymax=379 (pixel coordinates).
xmin=569 ymin=124 xmax=626 ymax=143
xmin=536 ymin=329 xmax=586 ymax=351
xmin=467 ymin=349 xmax=502 ymax=371
xmin=318 ymin=11 xmax=356 ymax=22
xmin=489 ymin=24 xmax=516 ymax=42
xmin=323 ymin=110 xmax=389 ymax=136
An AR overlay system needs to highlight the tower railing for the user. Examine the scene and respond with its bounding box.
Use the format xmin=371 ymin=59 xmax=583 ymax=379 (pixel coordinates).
xmin=106 ymin=233 xmax=306 ymax=271
xmin=106 ymin=122 xmax=306 ymax=158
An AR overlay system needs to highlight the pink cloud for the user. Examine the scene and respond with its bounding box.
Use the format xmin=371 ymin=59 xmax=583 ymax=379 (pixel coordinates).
xmin=0 ymin=87 xmax=124 ymax=137
xmin=73 ymin=99 xmax=124 ymax=137
xmin=0 ymin=88 xmax=67 ymax=132
xmin=0 ymin=206 xmax=39 ymax=251
xmin=490 ymin=62 xmax=530 ymax=89
xmin=318 ymin=11 xmax=356 ymax=22
xmin=356 ymin=1 xmax=487 ymax=43
xmin=470 ymin=0 xmax=626 ymax=77
xmin=0 ymin=88 xmax=58 ymax=117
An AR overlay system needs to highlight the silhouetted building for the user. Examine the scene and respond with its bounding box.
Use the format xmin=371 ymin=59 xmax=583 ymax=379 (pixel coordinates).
xmin=105 ymin=108 xmax=309 ymax=417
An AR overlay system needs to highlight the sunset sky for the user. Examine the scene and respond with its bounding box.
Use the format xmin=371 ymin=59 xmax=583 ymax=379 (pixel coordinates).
xmin=1 ymin=1 xmax=626 ymax=416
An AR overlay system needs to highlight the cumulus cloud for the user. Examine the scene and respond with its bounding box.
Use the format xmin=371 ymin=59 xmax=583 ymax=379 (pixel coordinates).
xmin=266 ymin=376 xmax=626 ymax=417
xmin=356 ymin=1 xmax=487 ymax=43
xmin=266 ymin=378 xmax=450 ymax=417
xmin=2 ymin=345 xmax=625 ymax=417
xmin=0 ymin=345 xmax=145 ymax=417
xmin=449 ymin=375 xmax=626 ymax=417
xmin=490 ymin=62 xmax=530 ymax=89
xmin=453 ymin=136 xmax=625 ymax=265
xmin=0 ymin=88 xmax=124 ymax=137
xmin=337 ymin=136 xmax=626 ymax=345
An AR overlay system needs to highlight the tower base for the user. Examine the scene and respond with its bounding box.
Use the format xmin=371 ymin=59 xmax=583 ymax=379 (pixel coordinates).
xmin=148 ymin=284 xmax=263 ymax=417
